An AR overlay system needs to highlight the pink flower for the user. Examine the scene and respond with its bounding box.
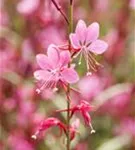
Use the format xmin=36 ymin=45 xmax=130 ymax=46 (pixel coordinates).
xmin=31 ymin=117 xmax=66 ymax=139
xmin=57 ymin=100 xmax=95 ymax=134
xmin=73 ymin=100 xmax=95 ymax=133
xmin=70 ymin=20 xmax=108 ymax=74
xmin=32 ymin=118 xmax=80 ymax=141
xmin=34 ymin=44 xmax=79 ymax=93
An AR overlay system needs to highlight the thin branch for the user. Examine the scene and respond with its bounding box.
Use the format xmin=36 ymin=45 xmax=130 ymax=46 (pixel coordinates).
xmin=51 ymin=0 xmax=69 ymax=25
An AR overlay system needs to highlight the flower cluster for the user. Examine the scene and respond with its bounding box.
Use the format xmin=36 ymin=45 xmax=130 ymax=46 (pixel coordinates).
xmin=56 ymin=100 xmax=96 ymax=133
xmin=34 ymin=44 xmax=79 ymax=93
xmin=1 ymin=0 xmax=135 ymax=150
xmin=33 ymin=19 xmax=108 ymax=141
xmin=34 ymin=20 xmax=108 ymax=93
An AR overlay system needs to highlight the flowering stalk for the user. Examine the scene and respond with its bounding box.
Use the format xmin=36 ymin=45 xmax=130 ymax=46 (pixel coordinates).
xmin=66 ymin=1 xmax=74 ymax=150
xmin=32 ymin=0 xmax=108 ymax=148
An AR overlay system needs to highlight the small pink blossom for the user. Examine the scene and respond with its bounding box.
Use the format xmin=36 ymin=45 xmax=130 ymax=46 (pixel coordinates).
xmin=31 ymin=117 xmax=66 ymax=139
xmin=57 ymin=100 xmax=95 ymax=134
xmin=70 ymin=20 xmax=108 ymax=74
xmin=34 ymin=44 xmax=79 ymax=93
xmin=74 ymin=100 xmax=95 ymax=133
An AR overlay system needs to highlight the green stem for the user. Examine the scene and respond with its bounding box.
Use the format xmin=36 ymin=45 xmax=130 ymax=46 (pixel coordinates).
xmin=69 ymin=0 xmax=73 ymax=37
xmin=66 ymin=1 xmax=73 ymax=150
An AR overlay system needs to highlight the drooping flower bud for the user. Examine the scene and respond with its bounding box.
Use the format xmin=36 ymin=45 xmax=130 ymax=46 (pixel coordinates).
xmin=31 ymin=117 xmax=66 ymax=139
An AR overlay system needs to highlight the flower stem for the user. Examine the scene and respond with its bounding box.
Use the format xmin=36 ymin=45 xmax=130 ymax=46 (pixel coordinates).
xmin=66 ymin=90 xmax=71 ymax=150
xmin=66 ymin=1 xmax=73 ymax=150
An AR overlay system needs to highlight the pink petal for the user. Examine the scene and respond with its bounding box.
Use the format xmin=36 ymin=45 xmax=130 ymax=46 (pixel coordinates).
xmin=36 ymin=54 xmax=51 ymax=70
xmin=59 ymin=51 xmax=70 ymax=67
xmin=75 ymin=20 xmax=87 ymax=43
xmin=34 ymin=70 xmax=51 ymax=80
xmin=69 ymin=33 xmax=80 ymax=49
xmin=88 ymin=40 xmax=108 ymax=54
xmin=86 ymin=22 xmax=99 ymax=43
xmin=47 ymin=44 xmax=60 ymax=68
xmin=61 ymin=68 xmax=79 ymax=83
xmin=82 ymin=111 xmax=91 ymax=126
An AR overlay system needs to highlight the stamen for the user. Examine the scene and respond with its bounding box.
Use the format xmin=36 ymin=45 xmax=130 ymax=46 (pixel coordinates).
xmin=46 ymin=80 xmax=54 ymax=89
xmin=47 ymin=80 xmax=57 ymax=90
xmin=37 ymin=74 xmax=55 ymax=93
xmin=84 ymin=50 xmax=91 ymax=72
xmin=88 ymin=54 xmax=97 ymax=72
xmin=88 ymin=53 xmax=97 ymax=69
xmin=31 ymin=131 xmax=39 ymax=140
xmin=73 ymin=49 xmax=82 ymax=59
xmin=89 ymin=123 xmax=96 ymax=134
xmin=95 ymin=61 xmax=104 ymax=68
xmin=88 ymin=52 xmax=103 ymax=68
xmin=87 ymin=52 xmax=103 ymax=72
xmin=91 ymin=129 xmax=96 ymax=134
xmin=39 ymin=80 xmax=50 ymax=91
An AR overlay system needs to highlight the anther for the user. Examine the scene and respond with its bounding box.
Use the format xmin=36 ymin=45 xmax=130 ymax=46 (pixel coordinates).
xmin=91 ymin=129 xmax=96 ymax=134
xmin=31 ymin=131 xmax=39 ymax=140
xmin=89 ymin=123 xmax=96 ymax=134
